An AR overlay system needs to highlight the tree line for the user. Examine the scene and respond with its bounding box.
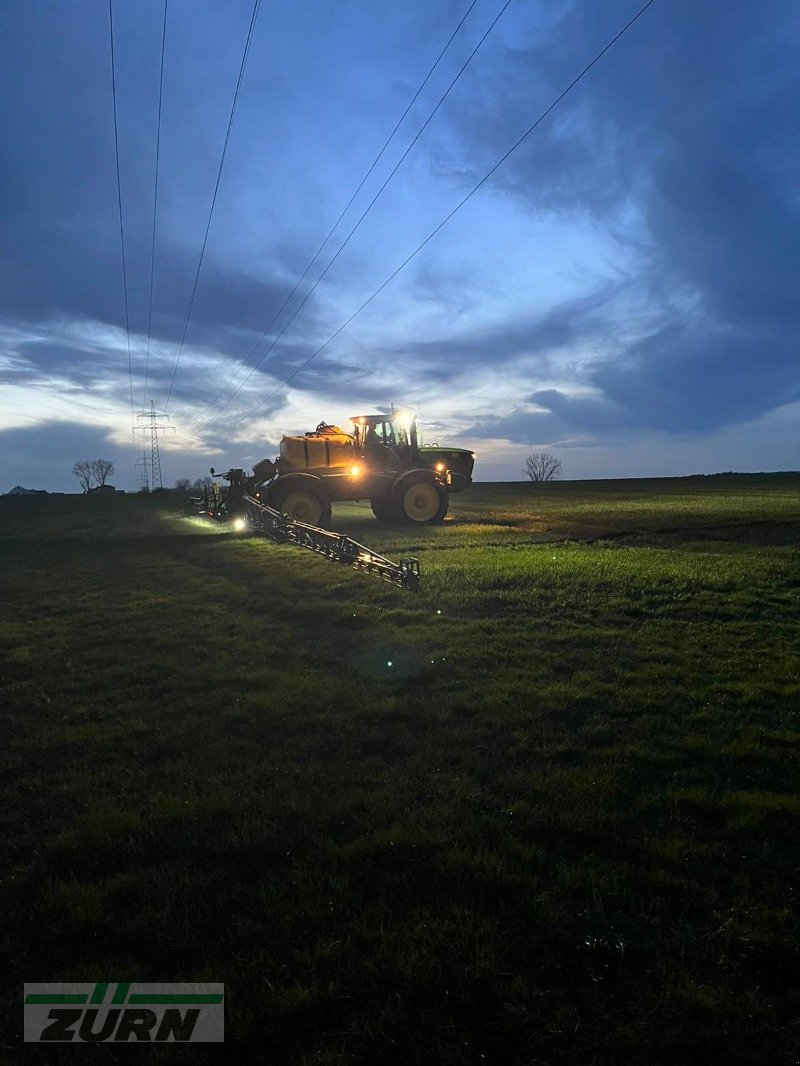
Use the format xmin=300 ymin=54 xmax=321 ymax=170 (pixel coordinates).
xmin=72 ymin=459 xmax=115 ymax=493
xmin=69 ymin=456 xmax=562 ymax=494
xmin=174 ymin=477 xmax=213 ymax=492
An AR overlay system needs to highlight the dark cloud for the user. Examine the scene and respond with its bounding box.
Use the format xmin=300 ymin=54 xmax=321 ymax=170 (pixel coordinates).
xmin=376 ymin=285 xmax=621 ymax=376
xmin=0 ymin=419 xmax=264 ymax=494
xmin=0 ymin=204 xmax=322 ymax=374
xmin=433 ymin=0 xmax=800 ymax=432
xmin=463 ymin=408 xmax=561 ymax=446
xmin=0 ymin=421 xmax=134 ymax=494
xmin=464 ymin=386 xmax=620 ymax=446
xmin=0 ymin=0 xmax=328 ymax=406
xmin=13 ymin=341 xmax=124 ymax=390
xmin=592 ymin=321 xmax=800 ymax=432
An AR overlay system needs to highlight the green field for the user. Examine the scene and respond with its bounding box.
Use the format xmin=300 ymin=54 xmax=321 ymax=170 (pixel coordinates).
xmin=2 ymin=475 xmax=799 ymax=1063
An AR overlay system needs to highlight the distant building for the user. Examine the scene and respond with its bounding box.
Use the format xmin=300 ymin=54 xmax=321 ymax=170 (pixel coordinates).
xmin=5 ymin=485 xmax=48 ymax=496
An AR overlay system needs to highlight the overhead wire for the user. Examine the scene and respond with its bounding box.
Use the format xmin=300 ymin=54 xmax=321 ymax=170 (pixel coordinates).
xmin=194 ymin=0 xmax=514 ymax=433
xmin=162 ymin=0 xmax=262 ymax=411
xmin=187 ymin=0 xmax=482 ymax=430
xmin=141 ymin=0 xmax=168 ymax=412
xmin=108 ymin=0 xmax=135 ymax=429
xmin=218 ymin=0 xmax=658 ymax=435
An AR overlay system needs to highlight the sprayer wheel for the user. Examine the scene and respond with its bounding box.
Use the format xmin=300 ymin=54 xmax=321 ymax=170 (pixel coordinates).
xmin=273 ymin=486 xmax=331 ymax=527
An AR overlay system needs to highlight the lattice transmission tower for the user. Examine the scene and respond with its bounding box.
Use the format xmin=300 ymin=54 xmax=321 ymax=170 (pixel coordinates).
xmin=136 ymin=402 xmax=173 ymax=489
xmin=135 ymin=451 xmax=150 ymax=492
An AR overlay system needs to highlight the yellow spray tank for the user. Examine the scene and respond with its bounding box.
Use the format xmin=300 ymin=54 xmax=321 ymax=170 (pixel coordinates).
xmin=279 ymin=423 xmax=357 ymax=473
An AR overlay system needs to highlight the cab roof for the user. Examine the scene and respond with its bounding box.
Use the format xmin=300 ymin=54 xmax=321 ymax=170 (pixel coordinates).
xmin=349 ymin=413 xmax=414 ymax=426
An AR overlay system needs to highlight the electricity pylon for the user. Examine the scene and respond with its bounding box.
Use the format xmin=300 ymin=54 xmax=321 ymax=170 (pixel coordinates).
xmin=135 ymin=402 xmax=173 ymax=489
xmin=135 ymin=451 xmax=150 ymax=492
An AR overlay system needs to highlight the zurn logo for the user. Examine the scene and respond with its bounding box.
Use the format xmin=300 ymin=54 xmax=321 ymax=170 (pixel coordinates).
xmin=24 ymin=983 xmax=224 ymax=1042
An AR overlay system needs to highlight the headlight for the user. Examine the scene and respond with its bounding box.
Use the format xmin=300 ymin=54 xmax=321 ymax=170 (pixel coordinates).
xmin=350 ymin=464 xmax=361 ymax=476
xmin=435 ymin=462 xmax=446 ymax=472
xmin=233 ymin=517 xmax=247 ymax=531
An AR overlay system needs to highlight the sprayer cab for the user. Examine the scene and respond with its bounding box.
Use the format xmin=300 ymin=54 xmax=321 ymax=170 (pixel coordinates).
xmin=348 ymin=412 xmax=419 ymax=463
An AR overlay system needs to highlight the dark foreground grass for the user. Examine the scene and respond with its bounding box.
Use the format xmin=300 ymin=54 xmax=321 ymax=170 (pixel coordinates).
xmin=1 ymin=475 xmax=799 ymax=1064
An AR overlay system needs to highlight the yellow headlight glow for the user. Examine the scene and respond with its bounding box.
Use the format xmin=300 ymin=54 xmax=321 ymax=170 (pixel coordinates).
xmin=350 ymin=464 xmax=361 ymax=476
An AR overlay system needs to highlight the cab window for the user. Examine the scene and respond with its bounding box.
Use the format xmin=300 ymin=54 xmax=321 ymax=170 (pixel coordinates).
xmin=391 ymin=422 xmax=409 ymax=448
xmin=374 ymin=422 xmax=396 ymax=447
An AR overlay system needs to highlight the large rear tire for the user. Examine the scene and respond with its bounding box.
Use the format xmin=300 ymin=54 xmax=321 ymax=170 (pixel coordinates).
xmin=272 ymin=483 xmax=331 ymax=527
xmin=395 ymin=475 xmax=448 ymax=525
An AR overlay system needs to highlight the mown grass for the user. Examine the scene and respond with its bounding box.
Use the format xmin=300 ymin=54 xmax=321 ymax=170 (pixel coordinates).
xmin=1 ymin=474 xmax=799 ymax=1064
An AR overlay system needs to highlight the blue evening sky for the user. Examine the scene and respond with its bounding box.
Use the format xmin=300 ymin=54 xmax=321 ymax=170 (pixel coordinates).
xmin=1 ymin=0 xmax=798 ymax=490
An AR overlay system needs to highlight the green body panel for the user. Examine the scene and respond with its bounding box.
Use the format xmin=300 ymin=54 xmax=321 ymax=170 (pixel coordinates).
xmin=418 ymin=447 xmax=475 ymax=492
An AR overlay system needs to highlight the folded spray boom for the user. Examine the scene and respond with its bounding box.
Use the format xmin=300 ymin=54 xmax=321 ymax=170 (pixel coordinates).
xmin=241 ymin=495 xmax=420 ymax=590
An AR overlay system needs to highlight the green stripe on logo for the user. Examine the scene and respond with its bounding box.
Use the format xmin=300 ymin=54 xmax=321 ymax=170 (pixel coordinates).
xmin=111 ymin=983 xmax=130 ymax=1004
xmin=90 ymin=983 xmax=109 ymax=1004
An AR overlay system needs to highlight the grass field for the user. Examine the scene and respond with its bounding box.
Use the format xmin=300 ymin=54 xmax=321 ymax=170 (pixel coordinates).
xmin=2 ymin=474 xmax=799 ymax=1063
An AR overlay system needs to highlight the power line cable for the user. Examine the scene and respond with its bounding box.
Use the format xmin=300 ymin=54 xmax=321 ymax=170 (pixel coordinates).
xmin=219 ymin=0 xmax=658 ymax=434
xmin=196 ymin=0 xmax=513 ymax=432
xmin=188 ymin=0 xmax=481 ymax=429
xmin=108 ymin=0 xmax=134 ymax=428
xmin=141 ymin=0 xmax=168 ymax=411
xmin=162 ymin=0 xmax=262 ymax=411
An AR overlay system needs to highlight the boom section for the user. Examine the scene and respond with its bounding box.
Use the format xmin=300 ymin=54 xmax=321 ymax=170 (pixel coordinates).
xmin=242 ymin=495 xmax=420 ymax=590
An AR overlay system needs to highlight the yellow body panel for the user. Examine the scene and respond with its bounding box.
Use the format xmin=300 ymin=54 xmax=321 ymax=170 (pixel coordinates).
xmin=280 ymin=428 xmax=356 ymax=472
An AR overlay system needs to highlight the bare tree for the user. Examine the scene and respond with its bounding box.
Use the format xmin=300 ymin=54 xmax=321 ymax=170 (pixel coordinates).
xmin=522 ymin=451 xmax=562 ymax=483
xmin=72 ymin=460 xmax=93 ymax=493
xmin=90 ymin=459 xmax=115 ymax=487
xmin=175 ymin=478 xmax=191 ymax=492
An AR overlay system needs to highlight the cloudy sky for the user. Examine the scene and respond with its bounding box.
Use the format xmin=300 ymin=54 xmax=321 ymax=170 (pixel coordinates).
xmin=1 ymin=0 xmax=798 ymax=491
